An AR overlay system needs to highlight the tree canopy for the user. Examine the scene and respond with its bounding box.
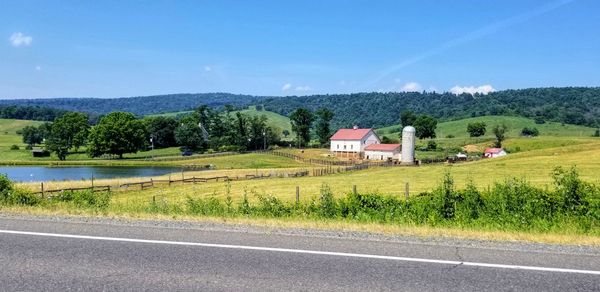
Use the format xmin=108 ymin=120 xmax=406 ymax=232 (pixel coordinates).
xmin=413 ymin=115 xmax=437 ymax=139
xmin=467 ymin=122 xmax=487 ymax=137
xmin=315 ymin=108 xmax=334 ymax=146
xmin=289 ymin=108 xmax=314 ymax=148
xmin=87 ymin=112 xmax=147 ymax=158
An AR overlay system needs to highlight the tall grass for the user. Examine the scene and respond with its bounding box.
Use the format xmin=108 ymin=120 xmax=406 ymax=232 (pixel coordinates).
xmin=3 ymin=167 xmax=599 ymax=235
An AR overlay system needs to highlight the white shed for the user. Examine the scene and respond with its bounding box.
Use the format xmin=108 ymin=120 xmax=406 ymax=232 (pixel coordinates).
xmin=364 ymin=143 xmax=401 ymax=161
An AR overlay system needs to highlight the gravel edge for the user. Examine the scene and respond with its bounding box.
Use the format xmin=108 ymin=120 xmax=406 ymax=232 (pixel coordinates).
xmin=1 ymin=212 xmax=599 ymax=256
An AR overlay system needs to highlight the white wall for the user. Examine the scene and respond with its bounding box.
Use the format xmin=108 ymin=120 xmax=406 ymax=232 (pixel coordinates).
xmin=330 ymin=140 xmax=362 ymax=153
xmin=361 ymin=132 xmax=380 ymax=151
xmin=330 ymin=130 xmax=381 ymax=153
xmin=364 ymin=150 xmax=399 ymax=160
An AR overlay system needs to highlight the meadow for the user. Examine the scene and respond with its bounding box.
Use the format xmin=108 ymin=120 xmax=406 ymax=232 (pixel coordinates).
xmin=377 ymin=115 xmax=597 ymax=139
xmin=3 ymin=115 xmax=600 ymax=244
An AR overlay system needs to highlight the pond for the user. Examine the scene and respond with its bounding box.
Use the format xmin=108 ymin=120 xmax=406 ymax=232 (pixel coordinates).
xmin=0 ymin=166 xmax=183 ymax=182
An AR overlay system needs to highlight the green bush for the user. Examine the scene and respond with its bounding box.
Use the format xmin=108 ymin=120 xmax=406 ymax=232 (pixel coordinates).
xmin=54 ymin=190 xmax=110 ymax=209
xmin=0 ymin=174 xmax=41 ymax=206
xmin=255 ymin=194 xmax=290 ymax=217
xmin=186 ymin=196 xmax=225 ymax=215
xmin=10 ymin=145 xmax=20 ymax=150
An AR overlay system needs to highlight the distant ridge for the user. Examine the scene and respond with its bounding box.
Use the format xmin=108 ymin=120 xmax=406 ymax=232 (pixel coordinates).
xmin=1 ymin=87 xmax=599 ymax=128
xmin=0 ymin=93 xmax=265 ymax=116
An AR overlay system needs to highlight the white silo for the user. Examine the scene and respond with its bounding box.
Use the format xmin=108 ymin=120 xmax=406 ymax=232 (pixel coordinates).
xmin=401 ymin=126 xmax=416 ymax=165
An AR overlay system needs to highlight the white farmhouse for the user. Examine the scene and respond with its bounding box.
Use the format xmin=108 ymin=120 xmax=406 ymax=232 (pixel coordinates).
xmin=483 ymin=148 xmax=507 ymax=158
xmin=330 ymin=126 xmax=380 ymax=158
xmin=364 ymin=143 xmax=401 ymax=161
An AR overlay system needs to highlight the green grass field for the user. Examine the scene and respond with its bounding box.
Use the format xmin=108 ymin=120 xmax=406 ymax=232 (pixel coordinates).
xmin=377 ymin=115 xmax=596 ymax=139
xmin=30 ymin=137 xmax=596 ymax=207
xmin=147 ymin=110 xmax=194 ymax=118
xmin=233 ymin=106 xmax=292 ymax=135
xmin=0 ymin=119 xmax=45 ymax=161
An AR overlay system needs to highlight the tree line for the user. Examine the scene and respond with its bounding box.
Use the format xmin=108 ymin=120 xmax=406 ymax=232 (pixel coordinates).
xmin=4 ymin=87 xmax=600 ymax=129
xmin=0 ymin=105 xmax=70 ymax=121
xmin=262 ymin=87 xmax=600 ymax=129
xmin=20 ymin=105 xmax=337 ymax=160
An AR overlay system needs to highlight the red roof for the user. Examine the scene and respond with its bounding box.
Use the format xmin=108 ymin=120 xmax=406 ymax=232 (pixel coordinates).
xmin=484 ymin=148 xmax=504 ymax=154
xmin=364 ymin=143 xmax=400 ymax=151
xmin=330 ymin=128 xmax=373 ymax=140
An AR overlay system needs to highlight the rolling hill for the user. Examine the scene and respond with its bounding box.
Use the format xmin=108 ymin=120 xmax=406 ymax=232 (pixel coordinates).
xmin=233 ymin=106 xmax=292 ymax=134
xmin=150 ymin=106 xmax=293 ymax=138
xmin=2 ymin=87 xmax=599 ymax=129
xmin=0 ymin=93 xmax=264 ymax=116
xmin=376 ymin=116 xmax=597 ymax=139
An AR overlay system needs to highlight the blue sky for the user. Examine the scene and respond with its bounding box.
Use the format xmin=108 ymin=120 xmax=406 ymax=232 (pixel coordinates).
xmin=1 ymin=0 xmax=599 ymax=98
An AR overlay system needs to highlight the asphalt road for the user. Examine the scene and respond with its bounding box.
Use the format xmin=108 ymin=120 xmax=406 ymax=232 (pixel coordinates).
xmin=0 ymin=216 xmax=599 ymax=291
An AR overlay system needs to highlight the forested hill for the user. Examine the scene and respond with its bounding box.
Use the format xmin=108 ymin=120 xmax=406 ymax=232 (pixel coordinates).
xmin=1 ymin=87 xmax=599 ymax=128
xmin=0 ymin=93 xmax=263 ymax=116
xmin=262 ymin=87 xmax=600 ymax=128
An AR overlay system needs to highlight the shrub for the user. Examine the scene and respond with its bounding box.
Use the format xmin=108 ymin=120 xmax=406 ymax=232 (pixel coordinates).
xmin=454 ymin=180 xmax=484 ymax=221
xmin=426 ymin=140 xmax=437 ymax=151
xmin=10 ymin=145 xmax=19 ymax=150
xmin=318 ymin=184 xmax=337 ymax=218
xmin=4 ymin=189 xmax=41 ymax=206
xmin=186 ymin=196 xmax=225 ymax=215
xmin=55 ymin=190 xmax=110 ymax=209
xmin=256 ymin=194 xmax=289 ymax=217
xmin=467 ymin=122 xmax=487 ymax=137
xmin=534 ymin=117 xmax=545 ymax=124
xmin=521 ymin=127 xmax=539 ymax=137
xmin=0 ymin=174 xmax=12 ymax=197
xmin=553 ymin=166 xmax=589 ymax=215
xmin=0 ymin=174 xmax=41 ymax=206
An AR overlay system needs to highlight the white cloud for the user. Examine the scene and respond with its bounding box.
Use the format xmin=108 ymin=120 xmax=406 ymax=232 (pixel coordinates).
xmin=35 ymin=66 xmax=42 ymax=71
xmin=401 ymin=82 xmax=422 ymax=92
xmin=281 ymin=83 xmax=292 ymax=91
xmin=203 ymin=66 xmax=212 ymax=72
xmin=9 ymin=32 xmax=32 ymax=47
xmin=295 ymin=85 xmax=311 ymax=92
xmin=450 ymin=84 xmax=495 ymax=95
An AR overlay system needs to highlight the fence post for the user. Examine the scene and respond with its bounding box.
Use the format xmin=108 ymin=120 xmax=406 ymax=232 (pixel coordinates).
xmin=296 ymin=186 xmax=300 ymax=204
xmin=151 ymin=178 xmax=154 ymax=187
xmin=169 ymin=175 xmax=172 ymax=186
xmin=405 ymin=182 xmax=410 ymax=200
xmin=181 ymin=170 xmax=184 ymax=184
xmin=41 ymin=182 xmax=44 ymax=198
xmin=353 ymin=185 xmax=357 ymax=195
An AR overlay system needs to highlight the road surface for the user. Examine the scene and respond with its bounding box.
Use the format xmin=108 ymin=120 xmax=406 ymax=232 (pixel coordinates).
xmin=0 ymin=215 xmax=599 ymax=291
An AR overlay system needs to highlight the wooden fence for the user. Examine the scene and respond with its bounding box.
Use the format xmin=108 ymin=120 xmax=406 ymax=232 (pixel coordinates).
xmin=255 ymin=150 xmax=356 ymax=166
xmin=32 ymin=169 xmax=311 ymax=197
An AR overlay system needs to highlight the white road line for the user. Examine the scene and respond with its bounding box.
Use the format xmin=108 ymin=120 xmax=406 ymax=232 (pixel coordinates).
xmin=1 ymin=229 xmax=599 ymax=275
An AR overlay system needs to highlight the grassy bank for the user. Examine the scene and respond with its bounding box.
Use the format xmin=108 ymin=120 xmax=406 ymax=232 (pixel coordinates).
xmin=2 ymin=167 xmax=599 ymax=245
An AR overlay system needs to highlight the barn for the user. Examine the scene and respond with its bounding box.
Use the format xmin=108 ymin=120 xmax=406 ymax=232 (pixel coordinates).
xmin=329 ymin=126 xmax=380 ymax=158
